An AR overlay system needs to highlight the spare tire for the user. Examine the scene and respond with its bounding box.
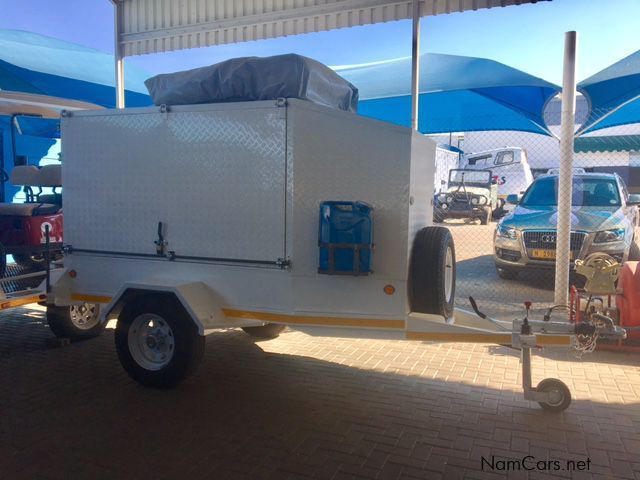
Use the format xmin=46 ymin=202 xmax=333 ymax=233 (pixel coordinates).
xmin=408 ymin=227 xmax=456 ymax=317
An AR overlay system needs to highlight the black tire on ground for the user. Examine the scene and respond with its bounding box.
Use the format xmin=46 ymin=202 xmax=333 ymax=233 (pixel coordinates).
xmin=242 ymin=323 xmax=286 ymax=339
xmin=115 ymin=295 xmax=205 ymax=388
xmin=409 ymin=226 xmax=456 ymax=317
xmin=496 ymin=266 xmax=519 ymax=280
xmin=536 ymin=378 xmax=572 ymax=412
xmin=629 ymin=241 xmax=640 ymax=261
xmin=47 ymin=303 xmax=106 ymax=340
xmin=480 ymin=206 xmax=492 ymax=225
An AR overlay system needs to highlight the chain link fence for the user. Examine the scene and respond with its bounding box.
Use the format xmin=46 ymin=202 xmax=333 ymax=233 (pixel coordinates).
xmin=428 ymin=97 xmax=640 ymax=320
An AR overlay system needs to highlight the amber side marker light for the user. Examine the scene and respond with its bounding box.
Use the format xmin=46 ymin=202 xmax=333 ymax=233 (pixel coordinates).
xmin=383 ymin=285 xmax=395 ymax=295
xmin=68 ymin=270 xmax=77 ymax=278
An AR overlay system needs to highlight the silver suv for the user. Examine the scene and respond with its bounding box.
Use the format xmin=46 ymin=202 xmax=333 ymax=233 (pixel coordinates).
xmin=494 ymin=172 xmax=640 ymax=279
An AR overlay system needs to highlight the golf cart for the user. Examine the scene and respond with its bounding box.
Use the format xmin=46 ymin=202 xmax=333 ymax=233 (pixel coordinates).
xmin=434 ymin=169 xmax=498 ymax=225
xmin=0 ymin=164 xmax=63 ymax=276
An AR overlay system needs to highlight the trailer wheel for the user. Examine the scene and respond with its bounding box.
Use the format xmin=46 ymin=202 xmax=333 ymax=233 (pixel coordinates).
xmin=409 ymin=227 xmax=456 ymax=317
xmin=47 ymin=303 xmax=105 ymax=340
xmin=242 ymin=323 xmax=286 ymax=340
xmin=536 ymin=378 xmax=571 ymax=412
xmin=115 ymin=297 xmax=205 ymax=388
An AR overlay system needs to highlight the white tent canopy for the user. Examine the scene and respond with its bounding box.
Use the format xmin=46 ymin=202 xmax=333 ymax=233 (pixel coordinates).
xmin=113 ymin=0 xmax=546 ymax=56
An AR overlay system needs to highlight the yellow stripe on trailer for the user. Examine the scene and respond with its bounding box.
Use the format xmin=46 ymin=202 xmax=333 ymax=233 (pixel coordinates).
xmin=406 ymin=331 xmax=571 ymax=346
xmin=0 ymin=294 xmax=47 ymax=311
xmin=70 ymin=294 xmax=113 ymax=304
xmin=223 ymin=309 xmax=405 ymax=329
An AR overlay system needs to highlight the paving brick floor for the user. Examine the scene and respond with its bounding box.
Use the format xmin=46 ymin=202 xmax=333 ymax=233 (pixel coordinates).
xmin=1 ymin=306 xmax=639 ymax=480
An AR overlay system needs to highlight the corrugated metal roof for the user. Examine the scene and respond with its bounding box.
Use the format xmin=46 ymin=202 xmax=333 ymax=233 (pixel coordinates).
xmin=117 ymin=0 xmax=547 ymax=56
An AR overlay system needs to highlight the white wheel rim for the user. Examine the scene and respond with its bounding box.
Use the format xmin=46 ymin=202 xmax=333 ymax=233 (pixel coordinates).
xmin=444 ymin=246 xmax=454 ymax=303
xmin=69 ymin=303 xmax=100 ymax=330
xmin=128 ymin=314 xmax=175 ymax=371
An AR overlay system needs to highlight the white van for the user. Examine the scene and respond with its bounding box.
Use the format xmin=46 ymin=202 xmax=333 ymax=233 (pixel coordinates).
xmin=460 ymin=147 xmax=534 ymax=211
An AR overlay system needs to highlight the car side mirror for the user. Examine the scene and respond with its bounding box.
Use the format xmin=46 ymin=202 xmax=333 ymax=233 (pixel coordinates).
xmin=506 ymin=194 xmax=519 ymax=205
xmin=627 ymin=194 xmax=640 ymax=206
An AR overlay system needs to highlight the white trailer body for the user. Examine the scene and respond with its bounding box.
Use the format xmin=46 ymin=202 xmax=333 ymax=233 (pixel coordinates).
xmin=57 ymin=99 xmax=438 ymax=336
xmin=47 ymin=97 xmax=624 ymax=411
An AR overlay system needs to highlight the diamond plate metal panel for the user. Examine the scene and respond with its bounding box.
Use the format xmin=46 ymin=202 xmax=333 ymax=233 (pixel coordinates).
xmin=62 ymin=105 xmax=287 ymax=262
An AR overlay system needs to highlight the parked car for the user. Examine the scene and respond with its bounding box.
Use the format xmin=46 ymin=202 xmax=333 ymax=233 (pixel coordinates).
xmin=494 ymin=172 xmax=640 ymax=279
xmin=461 ymin=147 xmax=533 ymax=217
xmin=434 ymin=169 xmax=498 ymax=225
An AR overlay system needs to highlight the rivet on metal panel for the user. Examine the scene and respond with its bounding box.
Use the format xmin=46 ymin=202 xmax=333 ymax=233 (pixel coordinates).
xmin=275 ymin=98 xmax=287 ymax=108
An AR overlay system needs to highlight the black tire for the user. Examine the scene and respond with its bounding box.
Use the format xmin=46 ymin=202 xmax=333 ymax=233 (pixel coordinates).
xmin=242 ymin=323 xmax=286 ymax=339
xmin=536 ymin=378 xmax=572 ymax=412
xmin=496 ymin=266 xmax=519 ymax=280
xmin=47 ymin=303 xmax=106 ymax=340
xmin=409 ymin=227 xmax=456 ymax=317
xmin=433 ymin=207 xmax=445 ymax=224
xmin=115 ymin=295 xmax=205 ymax=388
xmin=629 ymin=241 xmax=640 ymax=261
xmin=480 ymin=206 xmax=492 ymax=225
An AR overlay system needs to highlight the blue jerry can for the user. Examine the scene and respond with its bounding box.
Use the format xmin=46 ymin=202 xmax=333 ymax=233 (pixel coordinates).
xmin=318 ymin=201 xmax=373 ymax=275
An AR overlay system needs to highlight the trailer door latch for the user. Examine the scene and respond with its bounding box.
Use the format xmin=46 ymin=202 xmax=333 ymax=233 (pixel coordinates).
xmin=155 ymin=222 xmax=168 ymax=256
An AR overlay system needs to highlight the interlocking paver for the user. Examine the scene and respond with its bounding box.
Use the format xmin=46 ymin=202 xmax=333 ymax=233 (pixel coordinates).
xmin=0 ymin=305 xmax=639 ymax=479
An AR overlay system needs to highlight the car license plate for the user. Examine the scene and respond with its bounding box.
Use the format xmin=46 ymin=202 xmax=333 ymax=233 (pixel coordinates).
xmin=530 ymin=249 xmax=574 ymax=260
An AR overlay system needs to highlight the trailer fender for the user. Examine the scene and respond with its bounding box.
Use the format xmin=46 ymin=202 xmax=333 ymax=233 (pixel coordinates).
xmin=103 ymin=281 xmax=229 ymax=334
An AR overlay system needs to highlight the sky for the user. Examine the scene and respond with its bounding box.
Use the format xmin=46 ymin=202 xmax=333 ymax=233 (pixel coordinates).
xmin=0 ymin=0 xmax=638 ymax=85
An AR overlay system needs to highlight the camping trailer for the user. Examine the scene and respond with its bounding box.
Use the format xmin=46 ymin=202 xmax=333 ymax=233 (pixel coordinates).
xmin=47 ymin=95 xmax=624 ymax=411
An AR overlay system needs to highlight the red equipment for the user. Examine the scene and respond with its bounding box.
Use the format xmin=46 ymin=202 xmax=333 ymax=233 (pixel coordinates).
xmin=0 ymin=165 xmax=63 ymax=276
xmin=570 ymin=259 xmax=640 ymax=351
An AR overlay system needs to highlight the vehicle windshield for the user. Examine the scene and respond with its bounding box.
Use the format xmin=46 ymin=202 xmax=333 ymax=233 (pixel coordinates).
xmin=520 ymin=177 xmax=621 ymax=207
xmin=448 ymin=170 xmax=490 ymax=188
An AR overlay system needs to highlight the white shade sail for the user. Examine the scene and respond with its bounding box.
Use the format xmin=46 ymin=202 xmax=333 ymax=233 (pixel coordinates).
xmin=115 ymin=0 xmax=547 ymax=56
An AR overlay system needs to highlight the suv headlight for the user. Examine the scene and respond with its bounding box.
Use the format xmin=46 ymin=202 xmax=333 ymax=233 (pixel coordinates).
xmin=471 ymin=197 xmax=479 ymax=205
xmin=477 ymin=196 xmax=487 ymax=205
xmin=496 ymin=224 xmax=518 ymax=240
xmin=594 ymin=228 xmax=625 ymax=243
xmin=438 ymin=194 xmax=447 ymax=203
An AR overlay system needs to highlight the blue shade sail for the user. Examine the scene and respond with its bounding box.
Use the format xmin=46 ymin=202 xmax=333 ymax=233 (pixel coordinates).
xmin=577 ymin=49 xmax=640 ymax=136
xmin=0 ymin=29 xmax=152 ymax=108
xmin=336 ymin=54 xmax=560 ymax=135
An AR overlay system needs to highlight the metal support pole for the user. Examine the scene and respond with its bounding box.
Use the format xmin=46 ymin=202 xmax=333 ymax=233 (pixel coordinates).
xmin=45 ymin=224 xmax=51 ymax=293
xmin=410 ymin=0 xmax=421 ymax=131
xmin=521 ymin=345 xmax=532 ymax=394
xmin=554 ymin=31 xmax=578 ymax=307
xmin=113 ymin=0 xmax=125 ymax=108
